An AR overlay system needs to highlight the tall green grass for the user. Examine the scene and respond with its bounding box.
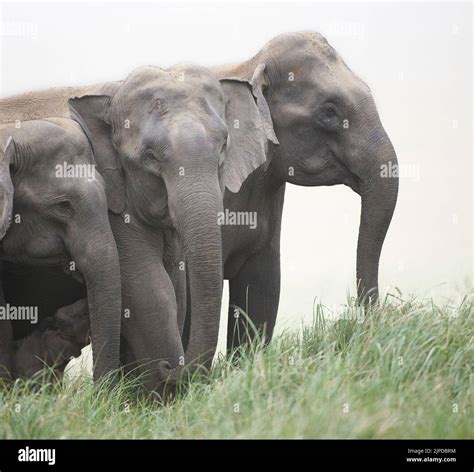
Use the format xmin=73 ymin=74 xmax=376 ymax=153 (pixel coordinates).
xmin=0 ymin=294 xmax=472 ymax=439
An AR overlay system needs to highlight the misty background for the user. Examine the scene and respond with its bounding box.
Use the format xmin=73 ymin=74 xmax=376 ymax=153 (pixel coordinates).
xmin=0 ymin=2 xmax=472 ymax=366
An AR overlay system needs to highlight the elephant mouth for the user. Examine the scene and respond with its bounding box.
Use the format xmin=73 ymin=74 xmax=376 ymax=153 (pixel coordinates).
xmin=299 ymin=155 xmax=334 ymax=175
xmin=297 ymin=147 xmax=364 ymax=193
xmin=298 ymin=142 xmax=338 ymax=176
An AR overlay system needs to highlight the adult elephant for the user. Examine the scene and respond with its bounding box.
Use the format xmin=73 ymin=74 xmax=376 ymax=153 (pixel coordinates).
xmin=0 ymin=118 xmax=121 ymax=380
xmin=197 ymin=32 xmax=399 ymax=350
xmin=1 ymin=65 xmax=260 ymax=389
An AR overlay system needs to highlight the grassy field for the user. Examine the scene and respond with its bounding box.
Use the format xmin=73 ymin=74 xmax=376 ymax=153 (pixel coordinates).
xmin=0 ymin=293 xmax=472 ymax=439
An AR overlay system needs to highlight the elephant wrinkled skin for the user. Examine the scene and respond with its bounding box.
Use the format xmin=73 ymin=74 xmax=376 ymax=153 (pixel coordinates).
xmin=0 ymin=119 xmax=121 ymax=381
xmin=0 ymin=64 xmax=264 ymax=391
xmin=186 ymin=31 xmax=399 ymax=350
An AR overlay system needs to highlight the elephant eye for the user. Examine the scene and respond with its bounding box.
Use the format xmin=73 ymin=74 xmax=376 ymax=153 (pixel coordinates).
xmin=141 ymin=149 xmax=162 ymax=175
xmin=317 ymin=104 xmax=340 ymax=129
xmin=50 ymin=198 xmax=74 ymax=219
xmin=143 ymin=150 xmax=157 ymax=161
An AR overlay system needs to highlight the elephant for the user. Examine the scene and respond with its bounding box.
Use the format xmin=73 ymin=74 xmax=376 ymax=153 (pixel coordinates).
xmin=181 ymin=31 xmax=398 ymax=350
xmin=0 ymin=64 xmax=261 ymax=390
xmin=0 ymin=118 xmax=121 ymax=381
xmin=12 ymin=298 xmax=90 ymax=379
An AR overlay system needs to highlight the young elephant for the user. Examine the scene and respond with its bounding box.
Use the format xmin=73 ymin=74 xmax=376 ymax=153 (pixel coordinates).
xmin=0 ymin=118 xmax=121 ymax=381
xmin=12 ymin=299 xmax=89 ymax=379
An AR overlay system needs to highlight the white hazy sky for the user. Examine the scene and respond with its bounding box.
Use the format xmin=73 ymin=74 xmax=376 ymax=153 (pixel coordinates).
xmin=0 ymin=2 xmax=472 ymax=348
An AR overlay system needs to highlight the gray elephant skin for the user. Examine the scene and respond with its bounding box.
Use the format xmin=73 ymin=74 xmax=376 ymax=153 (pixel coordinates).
xmin=0 ymin=118 xmax=121 ymax=381
xmin=1 ymin=31 xmax=398 ymax=386
xmin=0 ymin=65 xmax=260 ymax=391
xmin=183 ymin=31 xmax=398 ymax=350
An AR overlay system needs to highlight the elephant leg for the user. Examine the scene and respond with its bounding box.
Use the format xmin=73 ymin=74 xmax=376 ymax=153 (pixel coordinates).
xmin=226 ymin=246 xmax=281 ymax=351
xmin=169 ymin=264 xmax=186 ymax=337
xmin=0 ymin=320 xmax=13 ymax=381
xmin=118 ymin=336 xmax=139 ymax=378
xmin=120 ymin=264 xmax=184 ymax=391
xmin=163 ymin=230 xmax=187 ymax=337
xmin=181 ymin=270 xmax=192 ymax=351
xmin=110 ymin=215 xmax=184 ymax=391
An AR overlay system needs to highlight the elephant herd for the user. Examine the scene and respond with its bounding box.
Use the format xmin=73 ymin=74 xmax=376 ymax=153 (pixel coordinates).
xmin=0 ymin=32 xmax=398 ymax=393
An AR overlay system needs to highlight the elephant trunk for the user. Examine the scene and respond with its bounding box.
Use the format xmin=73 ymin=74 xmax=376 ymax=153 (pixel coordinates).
xmin=163 ymin=174 xmax=223 ymax=382
xmin=68 ymin=219 xmax=122 ymax=379
xmin=356 ymin=135 xmax=398 ymax=303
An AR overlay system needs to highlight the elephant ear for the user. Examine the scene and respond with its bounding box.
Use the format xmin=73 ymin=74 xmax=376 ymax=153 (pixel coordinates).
xmin=220 ymin=63 xmax=279 ymax=193
xmin=68 ymin=95 xmax=126 ymax=214
xmin=0 ymin=137 xmax=15 ymax=239
xmin=1 ymin=135 xmax=16 ymax=166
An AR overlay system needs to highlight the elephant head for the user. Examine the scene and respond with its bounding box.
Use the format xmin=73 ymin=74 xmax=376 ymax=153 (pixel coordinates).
xmin=53 ymin=298 xmax=90 ymax=348
xmin=0 ymin=138 xmax=14 ymax=240
xmin=217 ymin=32 xmax=399 ymax=302
xmin=68 ymin=66 xmax=256 ymax=383
xmin=13 ymin=299 xmax=90 ymax=379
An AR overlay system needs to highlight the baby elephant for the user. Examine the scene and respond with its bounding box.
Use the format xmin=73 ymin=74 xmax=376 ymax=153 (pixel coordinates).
xmin=12 ymin=299 xmax=90 ymax=379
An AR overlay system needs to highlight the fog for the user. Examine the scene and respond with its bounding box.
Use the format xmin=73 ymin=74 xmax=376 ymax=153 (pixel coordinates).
xmin=1 ymin=1 xmax=471 ymax=361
